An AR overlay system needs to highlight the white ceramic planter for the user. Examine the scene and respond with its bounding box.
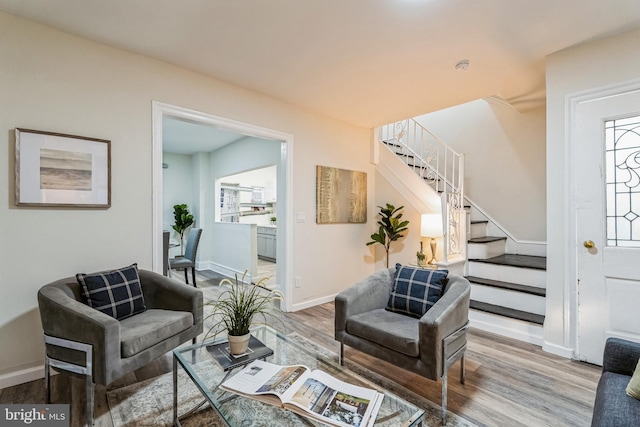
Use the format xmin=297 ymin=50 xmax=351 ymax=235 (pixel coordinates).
xmin=228 ymin=333 xmax=251 ymax=355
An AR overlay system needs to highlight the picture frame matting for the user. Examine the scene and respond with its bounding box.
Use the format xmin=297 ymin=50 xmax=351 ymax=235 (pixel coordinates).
xmin=15 ymin=128 xmax=111 ymax=208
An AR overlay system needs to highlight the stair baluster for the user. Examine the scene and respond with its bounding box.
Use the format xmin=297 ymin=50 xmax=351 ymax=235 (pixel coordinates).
xmin=378 ymin=118 xmax=465 ymax=263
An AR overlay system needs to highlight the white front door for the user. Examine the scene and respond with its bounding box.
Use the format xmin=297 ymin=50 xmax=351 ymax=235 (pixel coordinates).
xmin=575 ymin=88 xmax=640 ymax=365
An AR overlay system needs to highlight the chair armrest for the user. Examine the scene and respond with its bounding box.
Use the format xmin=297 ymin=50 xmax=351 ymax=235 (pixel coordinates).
xmin=602 ymin=337 xmax=640 ymax=376
xmin=38 ymin=283 xmax=120 ymax=384
xmin=335 ymin=268 xmax=393 ymax=336
xmin=139 ymin=269 xmax=203 ymax=327
xmin=419 ymin=275 xmax=471 ymax=375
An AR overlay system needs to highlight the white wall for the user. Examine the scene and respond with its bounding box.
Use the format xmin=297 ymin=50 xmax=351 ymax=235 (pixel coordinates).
xmin=415 ymin=99 xmax=546 ymax=242
xmin=210 ymin=137 xmax=282 ymax=179
xmin=209 ymin=222 xmax=258 ymax=279
xmin=373 ymin=171 xmax=438 ymax=269
xmin=162 ymin=152 xmax=194 ymax=254
xmin=545 ymin=27 xmax=640 ymax=356
xmin=0 ymin=12 xmax=374 ymax=383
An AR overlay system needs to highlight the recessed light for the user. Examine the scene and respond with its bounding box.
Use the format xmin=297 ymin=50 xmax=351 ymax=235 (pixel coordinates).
xmin=455 ymin=60 xmax=470 ymax=71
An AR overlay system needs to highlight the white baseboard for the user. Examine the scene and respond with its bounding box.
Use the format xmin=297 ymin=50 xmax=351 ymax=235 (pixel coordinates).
xmin=542 ymin=341 xmax=575 ymax=359
xmin=469 ymin=310 xmax=544 ymax=346
xmin=200 ymin=262 xmax=254 ymax=283
xmin=290 ymin=294 xmax=336 ymax=312
xmin=0 ymin=364 xmax=45 ymax=389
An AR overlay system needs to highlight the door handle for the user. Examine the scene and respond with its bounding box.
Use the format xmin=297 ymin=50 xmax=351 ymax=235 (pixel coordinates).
xmin=583 ymin=240 xmax=595 ymax=249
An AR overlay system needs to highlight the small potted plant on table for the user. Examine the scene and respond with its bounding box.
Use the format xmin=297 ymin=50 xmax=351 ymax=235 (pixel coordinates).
xmin=205 ymin=272 xmax=284 ymax=355
xmin=416 ymin=246 xmax=427 ymax=267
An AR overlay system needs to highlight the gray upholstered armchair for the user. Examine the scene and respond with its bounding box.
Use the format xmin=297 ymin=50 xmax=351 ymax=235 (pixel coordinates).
xmin=335 ymin=267 xmax=471 ymax=425
xmin=591 ymin=337 xmax=640 ymax=426
xmin=38 ymin=269 xmax=203 ymax=426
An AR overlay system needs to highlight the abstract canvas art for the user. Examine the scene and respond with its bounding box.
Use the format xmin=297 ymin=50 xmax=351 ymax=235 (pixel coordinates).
xmin=316 ymin=165 xmax=367 ymax=224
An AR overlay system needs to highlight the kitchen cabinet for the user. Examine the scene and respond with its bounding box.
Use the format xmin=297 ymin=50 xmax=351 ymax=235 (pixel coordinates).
xmin=220 ymin=183 xmax=275 ymax=222
xmin=257 ymin=226 xmax=277 ymax=261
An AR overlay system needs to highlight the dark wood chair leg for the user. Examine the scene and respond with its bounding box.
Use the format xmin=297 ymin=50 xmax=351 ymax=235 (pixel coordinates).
xmin=192 ymin=267 xmax=196 ymax=287
xmin=184 ymin=268 xmax=189 ymax=284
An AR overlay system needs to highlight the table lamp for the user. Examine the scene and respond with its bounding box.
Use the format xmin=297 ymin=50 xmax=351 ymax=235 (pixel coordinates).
xmin=421 ymin=213 xmax=444 ymax=265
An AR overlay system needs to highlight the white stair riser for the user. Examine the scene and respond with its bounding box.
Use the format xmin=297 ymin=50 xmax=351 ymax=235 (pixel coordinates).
xmin=469 ymin=310 xmax=544 ymax=346
xmin=469 ymin=209 xmax=487 ymax=223
xmin=468 ymin=262 xmax=546 ymax=288
xmin=468 ymin=240 xmax=505 ymax=259
xmin=470 ymin=284 xmax=546 ymax=316
xmin=470 ymin=222 xmax=488 ymax=239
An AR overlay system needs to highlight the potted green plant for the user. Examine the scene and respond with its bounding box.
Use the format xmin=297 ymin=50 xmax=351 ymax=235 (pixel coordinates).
xmin=172 ymin=204 xmax=194 ymax=255
xmin=416 ymin=247 xmax=426 ymax=266
xmin=366 ymin=203 xmax=410 ymax=268
xmin=204 ymin=272 xmax=284 ymax=355
xmin=270 ymin=216 xmax=277 ymax=225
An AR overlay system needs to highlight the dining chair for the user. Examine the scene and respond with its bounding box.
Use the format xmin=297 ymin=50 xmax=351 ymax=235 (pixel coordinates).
xmin=169 ymin=228 xmax=202 ymax=286
xmin=162 ymin=230 xmax=170 ymax=276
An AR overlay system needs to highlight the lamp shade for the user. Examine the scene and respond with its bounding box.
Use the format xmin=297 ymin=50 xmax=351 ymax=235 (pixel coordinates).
xmin=421 ymin=213 xmax=443 ymax=237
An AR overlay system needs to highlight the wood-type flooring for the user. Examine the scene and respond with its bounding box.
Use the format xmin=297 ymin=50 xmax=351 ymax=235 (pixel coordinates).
xmin=0 ymin=270 xmax=601 ymax=427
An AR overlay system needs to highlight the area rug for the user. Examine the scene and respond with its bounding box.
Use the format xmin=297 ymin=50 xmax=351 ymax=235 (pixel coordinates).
xmin=107 ymin=333 xmax=477 ymax=427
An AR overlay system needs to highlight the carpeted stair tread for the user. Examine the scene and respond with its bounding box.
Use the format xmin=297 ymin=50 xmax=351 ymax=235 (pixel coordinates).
xmin=469 ymin=254 xmax=547 ymax=270
xmin=382 ymin=140 xmax=402 ymax=149
xmin=470 ymin=300 xmax=545 ymax=325
xmin=468 ymin=236 xmax=507 ymax=243
xmin=466 ymin=276 xmax=546 ymax=297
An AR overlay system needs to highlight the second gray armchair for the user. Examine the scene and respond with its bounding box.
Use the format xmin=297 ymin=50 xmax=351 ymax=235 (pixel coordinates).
xmin=335 ymin=266 xmax=471 ymax=425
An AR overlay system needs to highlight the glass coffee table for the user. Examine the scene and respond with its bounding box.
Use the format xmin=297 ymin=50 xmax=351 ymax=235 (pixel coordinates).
xmin=173 ymin=327 xmax=424 ymax=426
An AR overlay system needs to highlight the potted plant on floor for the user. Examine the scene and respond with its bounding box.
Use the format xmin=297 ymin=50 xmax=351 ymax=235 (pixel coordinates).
xmin=172 ymin=203 xmax=194 ymax=256
xmin=205 ymin=272 xmax=284 ymax=355
xmin=366 ymin=203 xmax=410 ymax=268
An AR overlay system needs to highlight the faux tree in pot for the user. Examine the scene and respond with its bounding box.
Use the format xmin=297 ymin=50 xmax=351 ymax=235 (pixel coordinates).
xmin=205 ymin=272 xmax=284 ymax=355
xmin=366 ymin=203 xmax=410 ymax=268
xmin=172 ymin=204 xmax=194 ymax=256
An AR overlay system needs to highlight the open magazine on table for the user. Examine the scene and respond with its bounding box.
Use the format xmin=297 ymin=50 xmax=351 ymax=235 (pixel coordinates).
xmin=220 ymin=359 xmax=384 ymax=427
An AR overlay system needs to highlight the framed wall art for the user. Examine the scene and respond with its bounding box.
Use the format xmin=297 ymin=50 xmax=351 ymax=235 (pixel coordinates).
xmin=316 ymin=165 xmax=367 ymax=224
xmin=15 ymin=128 xmax=111 ymax=208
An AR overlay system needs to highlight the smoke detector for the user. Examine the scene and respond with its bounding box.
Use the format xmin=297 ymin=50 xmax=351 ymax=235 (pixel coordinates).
xmin=455 ymin=60 xmax=470 ymax=71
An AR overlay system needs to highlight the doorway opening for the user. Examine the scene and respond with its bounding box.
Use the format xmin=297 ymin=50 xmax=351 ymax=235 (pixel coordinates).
xmin=218 ymin=166 xmax=278 ymax=289
xmin=151 ymin=102 xmax=293 ymax=310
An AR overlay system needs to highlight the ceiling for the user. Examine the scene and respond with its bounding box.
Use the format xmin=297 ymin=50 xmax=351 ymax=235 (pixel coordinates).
xmin=163 ymin=116 xmax=246 ymax=154
xmin=2 ymin=0 xmax=640 ymax=128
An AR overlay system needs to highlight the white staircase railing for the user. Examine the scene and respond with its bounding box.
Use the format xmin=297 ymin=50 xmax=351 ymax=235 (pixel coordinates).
xmin=378 ymin=119 xmax=465 ymax=263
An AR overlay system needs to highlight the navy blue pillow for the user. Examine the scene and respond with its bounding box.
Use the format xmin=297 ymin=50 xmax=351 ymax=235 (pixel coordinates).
xmin=77 ymin=264 xmax=146 ymax=320
xmin=386 ymin=263 xmax=448 ymax=318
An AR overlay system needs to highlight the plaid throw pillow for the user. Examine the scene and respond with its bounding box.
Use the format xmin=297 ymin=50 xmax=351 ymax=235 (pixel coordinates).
xmin=77 ymin=264 xmax=146 ymax=320
xmin=386 ymin=263 xmax=448 ymax=318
